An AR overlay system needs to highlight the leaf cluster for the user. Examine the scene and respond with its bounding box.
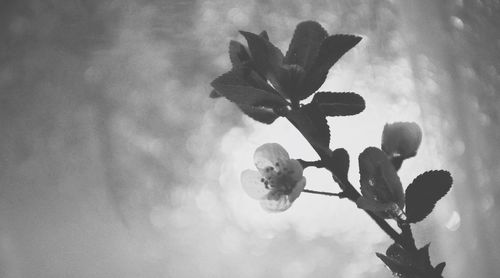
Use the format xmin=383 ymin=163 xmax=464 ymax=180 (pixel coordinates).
xmin=377 ymin=243 xmax=446 ymax=278
xmin=211 ymin=21 xmax=364 ymax=149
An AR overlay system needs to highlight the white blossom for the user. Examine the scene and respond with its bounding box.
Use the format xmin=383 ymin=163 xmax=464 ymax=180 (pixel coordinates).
xmin=241 ymin=143 xmax=306 ymax=212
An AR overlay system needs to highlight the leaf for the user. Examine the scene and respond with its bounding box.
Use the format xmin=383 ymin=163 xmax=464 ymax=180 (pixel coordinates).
xmin=237 ymin=104 xmax=279 ymax=124
xmin=259 ymin=30 xmax=269 ymax=41
xmin=435 ymin=262 xmax=446 ymax=275
xmin=299 ymin=34 xmax=362 ymax=99
xmin=376 ymin=253 xmax=418 ymax=278
xmin=386 ymin=243 xmax=414 ymax=267
xmin=273 ymin=64 xmax=306 ymax=99
xmin=416 ymin=244 xmax=431 ymax=267
xmin=211 ymin=71 xmax=288 ymax=108
xmin=313 ymin=34 xmax=362 ymax=73
xmin=239 ymin=31 xmax=284 ymax=79
xmin=229 ymin=40 xmax=251 ymax=69
xmin=382 ymin=122 xmax=422 ymax=170
xmin=405 ymin=170 xmax=453 ymax=223
xmin=329 ymin=148 xmax=349 ymax=182
xmin=286 ymin=102 xmax=330 ymax=150
xmin=312 ymin=92 xmax=365 ymax=116
xmin=284 ymin=21 xmax=328 ymax=72
xmin=358 ymin=147 xmax=404 ymax=212
xmin=380 ymin=243 xmax=444 ymax=278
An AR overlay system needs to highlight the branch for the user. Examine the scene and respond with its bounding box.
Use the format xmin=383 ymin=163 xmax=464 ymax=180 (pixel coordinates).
xmin=286 ymin=115 xmax=413 ymax=250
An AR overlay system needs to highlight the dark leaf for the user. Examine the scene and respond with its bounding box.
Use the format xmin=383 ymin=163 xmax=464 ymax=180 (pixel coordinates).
xmin=380 ymin=244 xmax=440 ymax=278
xmin=211 ymin=71 xmax=288 ymax=108
xmin=210 ymin=89 xmax=222 ymax=98
xmin=329 ymin=148 xmax=349 ymax=182
xmin=405 ymin=170 xmax=453 ymax=223
xmin=435 ymin=262 xmax=446 ymax=275
xmin=242 ymin=69 xmax=278 ymax=93
xmin=237 ymin=104 xmax=279 ymax=124
xmin=299 ymin=34 xmax=362 ymax=99
xmin=312 ymin=92 xmax=365 ymax=116
xmin=382 ymin=122 xmax=422 ymax=170
xmin=313 ymin=34 xmax=362 ymax=73
xmin=417 ymin=244 xmax=431 ymax=267
xmin=386 ymin=243 xmax=414 ymax=267
xmin=286 ymin=102 xmax=330 ymax=150
xmin=376 ymin=253 xmax=418 ymax=278
xmin=284 ymin=21 xmax=328 ymax=72
xmin=358 ymin=147 xmax=404 ymax=211
xmin=259 ymin=30 xmax=269 ymax=41
xmin=239 ymin=31 xmax=283 ymax=79
xmin=229 ymin=40 xmax=251 ymax=69
xmin=273 ymin=64 xmax=306 ymax=99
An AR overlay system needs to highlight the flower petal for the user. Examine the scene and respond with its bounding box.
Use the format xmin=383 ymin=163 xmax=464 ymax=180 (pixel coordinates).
xmin=284 ymin=159 xmax=304 ymax=182
xmin=241 ymin=170 xmax=270 ymax=200
xmin=288 ymin=176 xmax=306 ymax=202
xmin=254 ymin=143 xmax=290 ymax=172
xmin=260 ymin=194 xmax=292 ymax=212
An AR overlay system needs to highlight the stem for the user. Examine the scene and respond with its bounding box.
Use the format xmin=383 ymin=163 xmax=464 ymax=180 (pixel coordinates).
xmin=303 ymin=189 xmax=343 ymax=197
xmin=286 ymin=115 xmax=412 ymax=249
xmin=297 ymin=159 xmax=325 ymax=169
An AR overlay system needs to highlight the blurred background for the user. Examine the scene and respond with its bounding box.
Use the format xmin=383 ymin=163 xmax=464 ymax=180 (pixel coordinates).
xmin=0 ymin=0 xmax=499 ymax=277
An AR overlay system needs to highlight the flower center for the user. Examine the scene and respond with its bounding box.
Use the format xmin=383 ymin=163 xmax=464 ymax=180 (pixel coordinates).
xmin=260 ymin=162 xmax=295 ymax=194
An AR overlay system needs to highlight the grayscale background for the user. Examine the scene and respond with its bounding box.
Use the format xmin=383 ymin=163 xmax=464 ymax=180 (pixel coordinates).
xmin=0 ymin=0 xmax=499 ymax=277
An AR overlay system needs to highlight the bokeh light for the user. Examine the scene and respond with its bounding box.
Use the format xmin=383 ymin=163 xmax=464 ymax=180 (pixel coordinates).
xmin=0 ymin=0 xmax=499 ymax=277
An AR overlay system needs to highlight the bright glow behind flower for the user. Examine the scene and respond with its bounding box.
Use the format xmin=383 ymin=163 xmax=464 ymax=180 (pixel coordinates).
xmin=241 ymin=143 xmax=306 ymax=212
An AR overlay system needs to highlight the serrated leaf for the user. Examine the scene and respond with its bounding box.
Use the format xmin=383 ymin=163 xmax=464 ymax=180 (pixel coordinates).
xmin=229 ymin=40 xmax=251 ymax=69
xmin=211 ymin=71 xmax=288 ymax=108
xmin=329 ymin=148 xmax=349 ymax=182
xmin=312 ymin=92 xmax=365 ymax=116
xmin=299 ymin=34 xmax=362 ymax=99
xmin=405 ymin=170 xmax=453 ymax=223
xmin=286 ymin=102 xmax=330 ymax=150
xmin=237 ymin=104 xmax=278 ymax=124
xmin=358 ymin=147 xmax=404 ymax=215
xmin=435 ymin=262 xmax=446 ymax=275
xmin=284 ymin=21 xmax=328 ymax=72
xmin=239 ymin=31 xmax=283 ymax=79
xmin=382 ymin=122 xmax=422 ymax=170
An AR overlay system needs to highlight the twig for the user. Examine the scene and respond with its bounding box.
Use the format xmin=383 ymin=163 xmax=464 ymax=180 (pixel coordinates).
xmin=297 ymin=159 xmax=326 ymax=169
xmin=303 ymin=189 xmax=345 ymax=197
xmin=286 ymin=115 xmax=413 ymax=250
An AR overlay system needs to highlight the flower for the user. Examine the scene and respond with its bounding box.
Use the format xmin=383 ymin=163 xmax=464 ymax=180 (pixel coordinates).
xmin=381 ymin=122 xmax=422 ymax=160
xmin=241 ymin=143 xmax=306 ymax=212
